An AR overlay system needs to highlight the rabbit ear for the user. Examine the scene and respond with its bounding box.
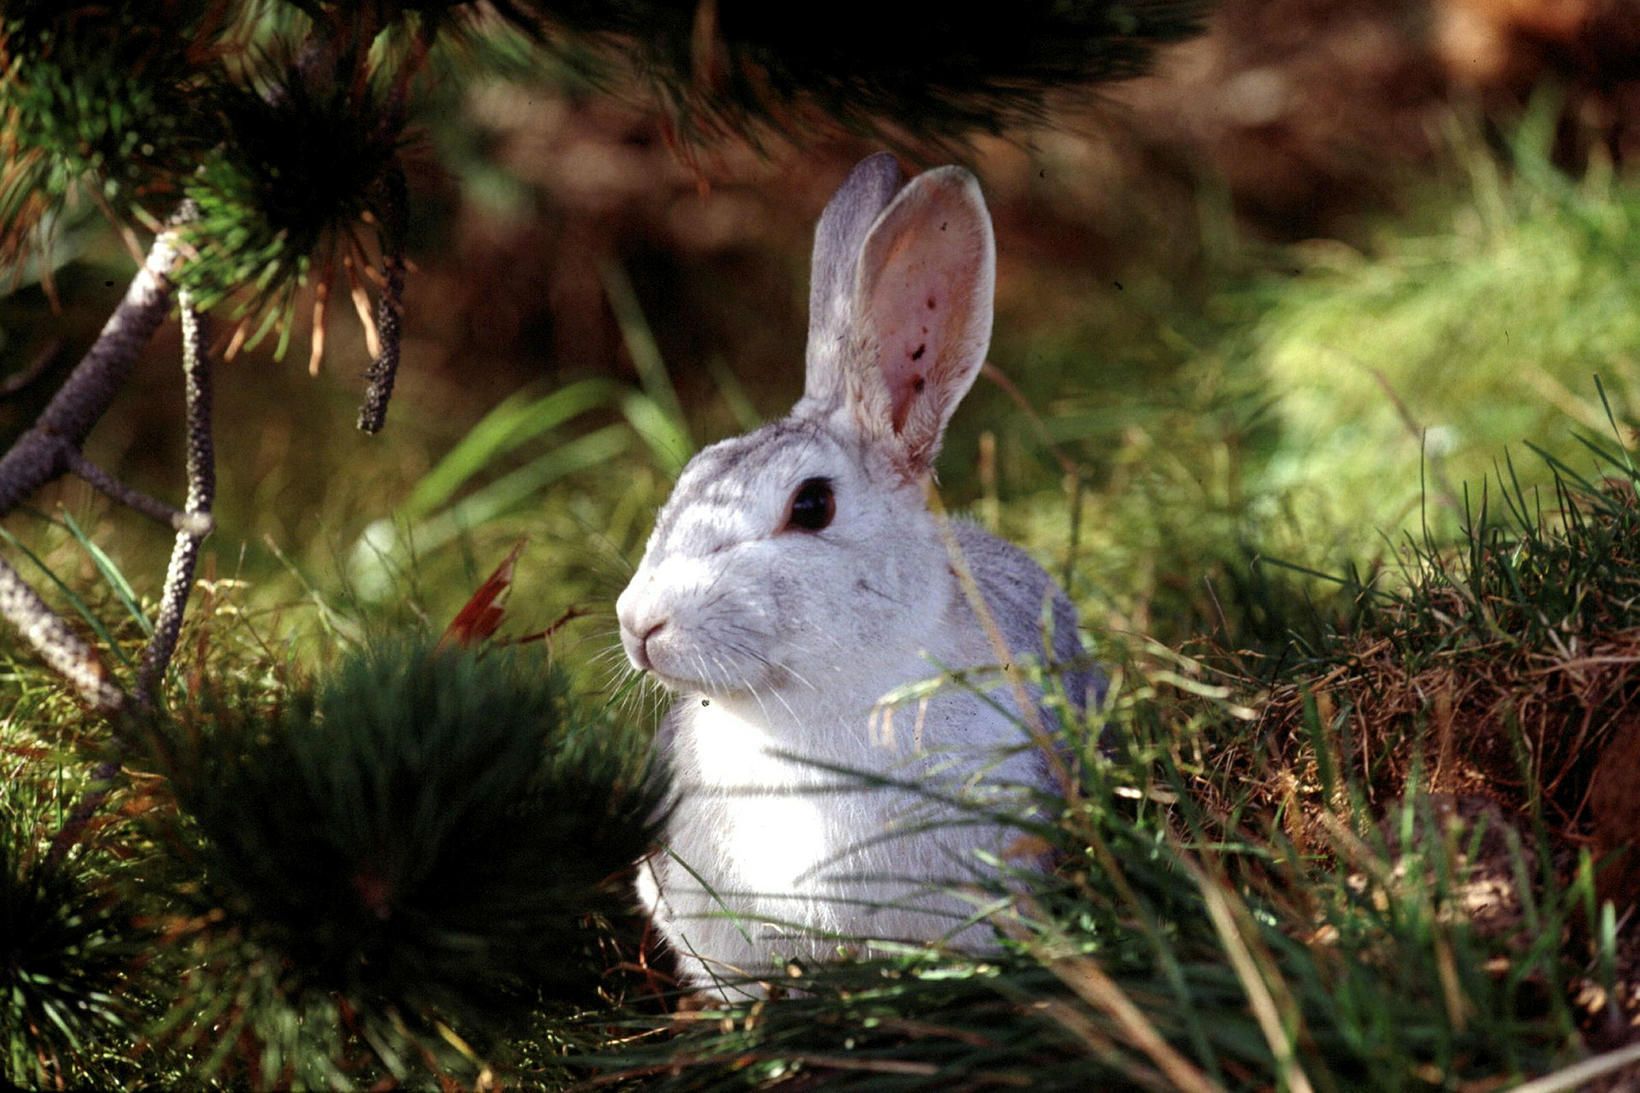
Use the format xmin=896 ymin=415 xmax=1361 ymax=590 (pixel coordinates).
xmin=848 ymin=166 xmax=995 ymax=475
xmin=803 ymin=153 xmax=905 ymax=408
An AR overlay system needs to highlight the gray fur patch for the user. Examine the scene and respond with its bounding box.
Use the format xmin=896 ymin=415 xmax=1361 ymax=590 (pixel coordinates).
xmin=948 ymin=519 xmax=1099 ymax=714
xmin=648 ymin=417 xmax=852 ymax=557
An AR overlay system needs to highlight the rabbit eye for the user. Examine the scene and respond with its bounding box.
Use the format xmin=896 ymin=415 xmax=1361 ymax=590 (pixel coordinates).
xmin=785 ymin=477 xmax=835 ymax=532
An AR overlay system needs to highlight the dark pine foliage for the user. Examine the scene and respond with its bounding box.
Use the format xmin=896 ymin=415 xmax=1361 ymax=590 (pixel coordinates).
xmin=143 ymin=638 xmax=666 ymax=1084
xmin=0 ymin=800 xmax=145 ymax=1089
xmin=0 ymin=1 xmax=222 ymax=264
xmin=529 ymin=0 xmax=1210 ymax=148
xmin=177 ymin=53 xmax=409 ymax=318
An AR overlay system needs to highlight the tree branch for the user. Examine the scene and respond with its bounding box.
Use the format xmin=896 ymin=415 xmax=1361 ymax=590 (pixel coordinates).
xmin=0 ymin=218 xmax=191 ymax=710
xmin=61 ymin=445 xmax=213 ymax=536
xmin=0 ymin=222 xmax=183 ymax=514
xmin=137 ymin=290 xmax=216 ymax=702
xmin=38 ymin=290 xmax=217 ymax=865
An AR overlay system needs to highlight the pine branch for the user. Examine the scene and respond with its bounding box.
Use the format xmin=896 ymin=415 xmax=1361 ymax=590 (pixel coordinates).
xmin=150 ymin=638 xmax=668 ymax=1084
xmin=137 ymin=291 xmax=216 ymax=701
xmin=57 ymin=448 xmax=212 ymax=537
xmin=0 ymin=212 xmax=195 ymax=710
xmin=42 ymin=293 xmax=215 ymax=864
xmin=0 ymin=218 xmax=183 ymax=515
xmin=520 ymin=0 xmax=1210 ymax=150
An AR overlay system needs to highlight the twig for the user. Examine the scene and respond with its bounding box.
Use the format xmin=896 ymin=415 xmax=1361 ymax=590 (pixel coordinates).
xmin=60 ymin=446 xmax=212 ymax=536
xmin=1365 ymin=366 xmax=1463 ymax=514
xmin=1510 ymin=1040 xmax=1640 ymax=1093
xmin=357 ymin=165 xmax=407 ymax=434
xmin=511 ymin=605 xmax=589 ymax=646
xmin=137 ymin=290 xmax=216 ymax=702
xmin=43 ymin=291 xmax=217 ymax=864
xmin=979 ymin=362 xmax=1078 ymax=480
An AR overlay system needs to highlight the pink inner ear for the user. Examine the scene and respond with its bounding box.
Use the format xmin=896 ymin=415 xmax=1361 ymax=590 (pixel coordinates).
xmin=871 ymin=242 xmax=973 ymax=432
xmin=851 ymin=167 xmax=994 ymax=471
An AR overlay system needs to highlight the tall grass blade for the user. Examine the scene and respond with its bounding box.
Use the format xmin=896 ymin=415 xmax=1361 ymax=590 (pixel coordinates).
xmin=402 ymin=425 xmax=631 ymax=556
xmin=600 ymin=258 xmax=694 ymax=464
xmin=58 ymin=509 xmax=152 ymax=636
xmin=402 ymin=377 xmax=623 ymax=521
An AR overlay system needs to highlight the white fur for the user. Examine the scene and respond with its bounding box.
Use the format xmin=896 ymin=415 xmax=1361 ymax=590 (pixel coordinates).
xmin=615 ymin=154 xmax=1091 ymax=999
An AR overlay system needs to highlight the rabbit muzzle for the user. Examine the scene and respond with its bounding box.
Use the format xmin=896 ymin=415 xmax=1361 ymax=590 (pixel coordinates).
xmin=616 ymin=553 xmax=776 ymax=695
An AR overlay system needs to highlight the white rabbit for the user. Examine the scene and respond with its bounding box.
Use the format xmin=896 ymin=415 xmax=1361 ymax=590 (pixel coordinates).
xmin=615 ymin=153 xmax=1095 ymax=999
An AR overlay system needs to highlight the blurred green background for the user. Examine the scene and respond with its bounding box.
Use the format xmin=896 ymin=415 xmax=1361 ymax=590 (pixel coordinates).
xmin=2 ymin=0 xmax=1637 ymax=687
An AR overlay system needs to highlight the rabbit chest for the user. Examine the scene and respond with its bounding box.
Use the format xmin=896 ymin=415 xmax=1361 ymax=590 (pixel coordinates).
xmin=669 ymin=685 xmax=932 ymax=898
xmin=661 ymin=658 xmax=1044 ymax=903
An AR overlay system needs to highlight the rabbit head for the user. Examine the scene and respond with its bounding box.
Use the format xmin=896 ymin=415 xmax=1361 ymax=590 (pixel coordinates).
xmin=616 ymin=153 xmax=996 ymax=710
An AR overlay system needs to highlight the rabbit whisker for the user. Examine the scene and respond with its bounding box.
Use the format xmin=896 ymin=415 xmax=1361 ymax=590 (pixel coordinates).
xmin=854 ymin=579 xmax=908 ymax=607
xmin=766 ymin=685 xmax=805 ymax=730
xmin=589 ymin=643 xmax=629 ymax=671
xmin=695 ymin=560 xmax=736 ymax=608
xmin=742 ymin=675 xmax=777 ymax=729
xmin=715 ymin=634 xmax=794 ymax=691
xmin=711 ymin=652 xmax=744 ymax=698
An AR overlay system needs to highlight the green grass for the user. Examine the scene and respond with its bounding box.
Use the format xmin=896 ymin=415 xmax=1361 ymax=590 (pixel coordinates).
xmin=541 ymin=642 xmax=1611 ymax=1091
xmin=1227 ymin=105 xmax=1640 ymax=549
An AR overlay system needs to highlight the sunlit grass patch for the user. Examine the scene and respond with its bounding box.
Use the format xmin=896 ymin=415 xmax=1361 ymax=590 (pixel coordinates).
xmin=1232 ymin=107 xmax=1640 ymax=545
xmin=990 ymin=110 xmax=1640 ymax=659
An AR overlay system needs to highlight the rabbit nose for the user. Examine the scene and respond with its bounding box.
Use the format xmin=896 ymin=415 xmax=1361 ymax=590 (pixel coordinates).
xmin=635 ymin=620 xmax=666 ymax=671
xmin=621 ymin=616 xmax=667 ymax=673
